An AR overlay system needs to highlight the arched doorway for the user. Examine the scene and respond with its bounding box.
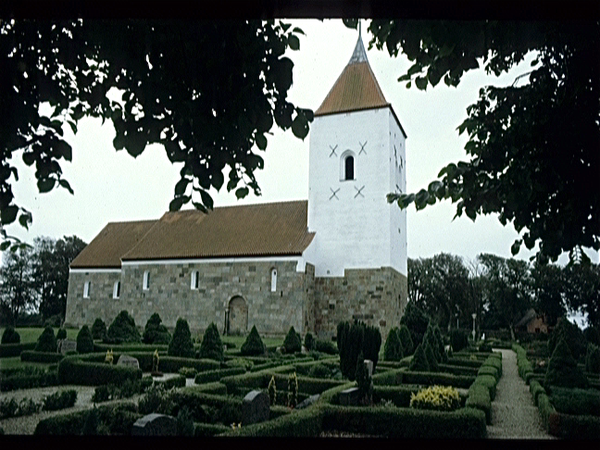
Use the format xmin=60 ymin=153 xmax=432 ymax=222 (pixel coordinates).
xmin=228 ymin=296 xmax=248 ymax=335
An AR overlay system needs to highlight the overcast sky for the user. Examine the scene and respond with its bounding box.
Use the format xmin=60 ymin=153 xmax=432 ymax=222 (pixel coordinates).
xmin=3 ymin=19 xmax=599 ymax=267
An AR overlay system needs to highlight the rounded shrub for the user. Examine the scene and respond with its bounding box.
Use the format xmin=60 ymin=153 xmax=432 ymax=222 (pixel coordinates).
xmin=143 ymin=313 xmax=171 ymax=345
xmin=106 ymin=311 xmax=141 ymax=344
xmin=1 ymin=326 xmax=20 ymax=344
xmin=240 ymin=325 xmax=265 ymax=356
xmin=35 ymin=326 xmax=57 ymax=353
xmin=410 ymin=385 xmax=461 ymax=412
xmin=383 ymin=327 xmax=404 ymax=361
xmin=91 ymin=318 xmax=107 ymax=341
xmin=198 ymin=322 xmax=224 ymax=361
xmin=168 ymin=318 xmax=195 ymax=358
xmin=76 ymin=325 xmax=94 ymax=354
xmin=282 ymin=326 xmax=302 ymax=354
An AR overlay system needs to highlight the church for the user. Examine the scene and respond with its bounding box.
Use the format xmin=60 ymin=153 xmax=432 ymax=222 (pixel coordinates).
xmin=64 ymin=35 xmax=408 ymax=339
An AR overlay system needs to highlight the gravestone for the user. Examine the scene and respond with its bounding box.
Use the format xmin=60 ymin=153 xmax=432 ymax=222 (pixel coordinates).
xmin=58 ymin=339 xmax=77 ymax=355
xmin=296 ymin=394 xmax=320 ymax=410
xmin=338 ymin=387 xmax=360 ymax=406
xmin=242 ymin=390 xmax=270 ymax=426
xmin=117 ymin=354 xmax=140 ymax=370
xmin=364 ymin=359 xmax=373 ymax=377
xmin=131 ymin=413 xmax=177 ymax=436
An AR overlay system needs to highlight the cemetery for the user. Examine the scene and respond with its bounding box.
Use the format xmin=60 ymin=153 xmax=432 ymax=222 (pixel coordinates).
xmin=1 ymin=311 xmax=598 ymax=438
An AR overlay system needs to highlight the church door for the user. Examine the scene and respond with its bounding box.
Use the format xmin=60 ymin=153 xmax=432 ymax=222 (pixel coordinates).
xmin=228 ymin=296 xmax=248 ymax=335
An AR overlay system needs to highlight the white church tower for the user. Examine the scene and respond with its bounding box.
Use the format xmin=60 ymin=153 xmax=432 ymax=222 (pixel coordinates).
xmin=306 ymin=33 xmax=408 ymax=336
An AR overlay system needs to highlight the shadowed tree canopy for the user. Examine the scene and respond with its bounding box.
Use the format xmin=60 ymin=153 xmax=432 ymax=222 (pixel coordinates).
xmin=0 ymin=18 xmax=312 ymax=249
xmin=346 ymin=19 xmax=599 ymax=263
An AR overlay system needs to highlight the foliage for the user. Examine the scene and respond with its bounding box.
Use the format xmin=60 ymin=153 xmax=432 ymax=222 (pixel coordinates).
xmin=304 ymin=332 xmax=314 ymax=352
xmin=450 ymin=328 xmax=469 ymax=353
xmin=544 ymin=338 xmax=589 ymax=389
xmin=424 ymin=343 xmax=439 ymax=372
xmin=142 ymin=313 xmax=171 ymax=345
xmin=362 ymin=322 xmax=382 ymax=371
xmin=314 ymin=339 xmax=338 ymax=355
xmin=168 ymin=318 xmax=195 ymax=358
xmin=383 ymin=327 xmax=404 ymax=361
xmin=42 ymin=389 xmax=77 ymax=411
xmin=0 ymin=246 xmax=36 ymax=325
xmin=548 ymin=317 xmax=587 ymax=362
xmin=408 ymin=343 xmax=429 ymax=372
xmin=35 ymin=325 xmax=57 ymax=352
xmin=57 ymin=356 xmax=142 ymax=386
xmin=56 ymin=328 xmax=67 ymax=340
xmin=287 ymin=372 xmax=298 ymax=408
xmin=433 ymin=325 xmax=447 ymax=362
xmin=106 ymin=310 xmax=141 ymax=344
xmin=198 ymin=322 xmax=224 ymax=362
xmin=397 ymin=324 xmax=414 ymax=355
xmin=549 ymin=387 xmax=600 ymax=416
xmin=76 ymin=325 xmax=94 ymax=354
xmin=563 ymin=260 xmax=600 ymax=327
xmin=0 ymin=396 xmax=41 ymax=419
xmin=586 ymin=344 xmax=600 ymax=374
xmin=240 ymin=325 xmax=265 ymax=356
xmin=81 ymin=406 xmax=101 ymax=436
xmin=178 ymin=367 xmax=198 ymax=378
xmin=137 ymin=383 xmax=176 ymax=416
xmin=584 ymin=326 xmax=600 ymax=347
xmin=282 ymin=326 xmax=302 ymax=354
xmin=364 ymin=20 xmax=600 ymax=262
xmin=530 ymin=260 xmax=567 ymax=326
xmin=177 ymin=406 xmax=195 ymax=437
xmin=0 ymin=19 xmax=313 ymax=251
xmin=268 ymin=375 xmax=277 ymax=405
xmin=1 ymin=326 xmax=20 ymax=344
xmin=410 ymin=385 xmax=461 ymax=412
xmin=400 ymin=302 xmax=430 ymax=348
xmin=91 ymin=318 xmax=107 ymax=340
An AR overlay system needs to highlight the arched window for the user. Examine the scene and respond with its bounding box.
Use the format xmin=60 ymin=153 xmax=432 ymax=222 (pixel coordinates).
xmin=271 ymin=268 xmax=277 ymax=292
xmin=113 ymin=281 xmax=121 ymax=299
xmin=190 ymin=270 xmax=199 ymax=290
xmin=142 ymin=271 xmax=150 ymax=290
xmin=83 ymin=281 xmax=91 ymax=298
xmin=344 ymin=155 xmax=354 ymax=180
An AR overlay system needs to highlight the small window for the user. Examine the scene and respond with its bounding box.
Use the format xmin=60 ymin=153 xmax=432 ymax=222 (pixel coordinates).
xmin=190 ymin=270 xmax=199 ymax=290
xmin=83 ymin=281 xmax=90 ymax=298
xmin=344 ymin=155 xmax=354 ymax=180
xmin=271 ymin=268 xmax=277 ymax=292
xmin=143 ymin=271 xmax=150 ymax=290
xmin=113 ymin=281 xmax=121 ymax=299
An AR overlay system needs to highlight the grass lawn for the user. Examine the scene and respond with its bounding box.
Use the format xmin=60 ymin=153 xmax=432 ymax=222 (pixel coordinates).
xmin=0 ymin=327 xmax=80 ymax=344
xmin=0 ymin=356 xmax=52 ymax=370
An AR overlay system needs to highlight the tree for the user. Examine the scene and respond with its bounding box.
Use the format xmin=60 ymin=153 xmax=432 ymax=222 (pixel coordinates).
xmin=0 ymin=246 xmax=36 ymax=325
xmin=168 ymin=318 xmax=195 ymax=358
xmin=357 ymin=20 xmax=599 ymax=263
xmin=198 ymin=322 xmax=224 ymax=361
xmin=530 ymin=260 xmax=567 ymax=327
xmin=563 ymin=259 xmax=600 ymax=328
xmin=31 ymin=235 xmax=87 ymax=321
xmin=477 ymin=253 xmax=532 ymax=338
xmin=0 ymin=19 xmax=312 ymax=250
xmin=399 ymin=301 xmax=430 ymax=348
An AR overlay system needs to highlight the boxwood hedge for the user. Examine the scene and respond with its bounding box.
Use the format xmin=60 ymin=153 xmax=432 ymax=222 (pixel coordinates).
xmin=57 ymin=357 xmax=142 ymax=385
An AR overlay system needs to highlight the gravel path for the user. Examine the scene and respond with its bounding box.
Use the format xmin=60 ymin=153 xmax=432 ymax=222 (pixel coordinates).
xmin=486 ymin=348 xmax=556 ymax=439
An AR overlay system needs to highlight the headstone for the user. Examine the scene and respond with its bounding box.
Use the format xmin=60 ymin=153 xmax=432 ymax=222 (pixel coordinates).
xmin=296 ymin=394 xmax=320 ymax=410
xmin=242 ymin=390 xmax=270 ymax=426
xmin=58 ymin=339 xmax=77 ymax=355
xmin=338 ymin=387 xmax=360 ymax=406
xmin=131 ymin=413 xmax=177 ymax=436
xmin=117 ymin=354 xmax=140 ymax=369
xmin=364 ymin=359 xmax=373 ymax=377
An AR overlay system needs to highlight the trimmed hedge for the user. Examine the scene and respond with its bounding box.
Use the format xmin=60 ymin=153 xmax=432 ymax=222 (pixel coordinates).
xmin=446 ymin=357 xmax=484 ymax=368
xmin=21 ymin=351 xmax=64 ymax=364
xmin=551 ymin=412 xmax=600 ymax=439
xmin=57 ymin=357 xmax=142 ymax=386
xmin=465 ymin=382 xmax=492 ymax=424
xmin=194 ymin=366 xmax=246 ymax=384
xmin=400 ymin=370 xmax=476 ymax=389
xmin=194 ymin=422 xmax=231 ymax=437
xmin=372 ymin=385 xmax=422 ymax=407
xmin=94 ymin=343 xmax=168 ymax=353
xmin=0 ymin=368 xmax=59 ymax=392
xmin=470 ymin=374 xmax=497 ymax=400
xmin=0 ymin=342 xmax=36 ymax=358
xmin=186 ymin=382 xmax=228 ymax=395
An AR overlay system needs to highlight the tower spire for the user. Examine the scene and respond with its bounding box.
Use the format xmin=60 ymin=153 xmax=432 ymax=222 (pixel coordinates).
xmin=348 ymin=28 xmax=368 ymax=65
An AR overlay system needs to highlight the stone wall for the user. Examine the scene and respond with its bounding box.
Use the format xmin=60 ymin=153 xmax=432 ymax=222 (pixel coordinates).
xmin=66 ymin=260 xmax=313 ymax=336
xmin=313 ymin=266 xmax=407 ymax=340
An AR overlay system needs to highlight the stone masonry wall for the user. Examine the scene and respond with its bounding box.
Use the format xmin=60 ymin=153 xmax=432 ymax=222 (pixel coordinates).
xmin=313 ymin=267 xmax=408 ymax=340
xmin=66 ymin=260 xmax=312 ymax=336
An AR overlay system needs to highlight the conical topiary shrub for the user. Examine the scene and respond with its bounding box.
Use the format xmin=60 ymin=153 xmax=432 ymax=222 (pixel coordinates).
xmin=143 ymin=313 xmax=172 ymax=345
xmin=424 ymin=342 xmax=439 ymax=372
xmin=240 ymin=325 xmax=265 ymax=356
xmin=586 ymin=344 xmax=600 ymax=374
xmin=433 ymin=325 xmax=448 ymax=363
xmin=544 ymin=337 xmax=589 ymax=389
xmin=398 ymin=325 xmax=414 ymax=355
xmin=548 ymin=317 xmax=587 ymax=362
xmin=282 ymin=326 xmax=302 ymax=354
xmin=168 ymin=318 xmax=195 ymax=358
xmin=106 ymin=310 xmax=141 ymax=344
xmin=198 ymin=322 xmax=224 ymax=361
xmin=1 ymin=326 xmax=20 ymax=344
xmin=423 ymin=324 xmax=441 ymax=364
xmin=76 ymin=325 xmax=95 ymax=354
xmin=35 ymin=325 xmax=57 ymax=352
xmin=383 ymin=327 xmax=404 ymax=361
xmin=409 ymin=343 xmax=430 ymax=372
xmin=304 ymin=332 xmax=315 ymax=352
xmin=91 ymin=318 xmax=107 ymax=341
xmin=56 ymin=328 xmax=67 ymax=341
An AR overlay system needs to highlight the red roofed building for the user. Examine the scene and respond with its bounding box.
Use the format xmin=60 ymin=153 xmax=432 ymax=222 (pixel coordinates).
xmin=65 ymin=34 xmax=408 ymax=338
